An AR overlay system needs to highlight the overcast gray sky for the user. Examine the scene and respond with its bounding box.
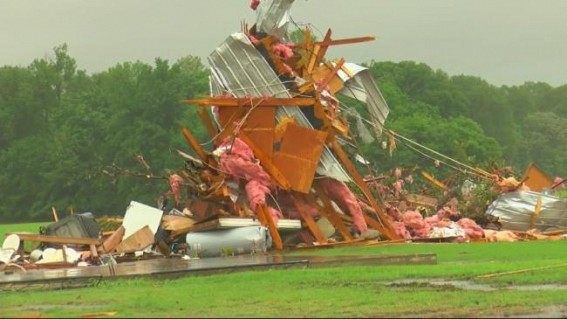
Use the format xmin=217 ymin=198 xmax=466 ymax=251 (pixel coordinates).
xmin=1 ymin=0 xmax=566 ymax=87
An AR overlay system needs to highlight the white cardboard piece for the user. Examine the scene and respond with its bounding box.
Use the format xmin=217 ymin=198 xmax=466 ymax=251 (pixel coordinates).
xmin=122 ymin=201 xmax=164 ymax=239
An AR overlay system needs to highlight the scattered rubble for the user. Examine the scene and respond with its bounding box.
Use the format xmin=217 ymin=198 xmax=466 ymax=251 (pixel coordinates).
xmin=1 ymin=0 xmax=565 ymax=275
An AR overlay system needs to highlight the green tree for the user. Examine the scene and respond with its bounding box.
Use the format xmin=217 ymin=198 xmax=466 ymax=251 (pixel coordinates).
xmin=522 ymin=112 xmax=567 ymax=176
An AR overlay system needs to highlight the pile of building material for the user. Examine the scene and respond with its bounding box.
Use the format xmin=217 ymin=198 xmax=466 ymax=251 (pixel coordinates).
xmin=2 ymin=0 xmax=566 ymax=275
xmin=170 ymin=0 xmax=403 ymax=250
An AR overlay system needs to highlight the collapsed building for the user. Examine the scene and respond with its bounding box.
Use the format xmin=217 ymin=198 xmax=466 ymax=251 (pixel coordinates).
xmin=176 ymin=0 xmax=401 ymax=249
xmin=2 ymin=0 xmax=566 ymax=273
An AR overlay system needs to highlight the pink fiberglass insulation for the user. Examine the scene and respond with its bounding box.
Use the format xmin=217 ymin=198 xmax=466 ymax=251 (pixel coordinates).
xmin=217 ymin=137 xmax=281 ymax=221
xmin=248 ymin=34 xmax=260 ymax=46
xmin=317 ymin=177 xmax=368 ymax=233
xmin=393 ymin=221 xmax=411 ymax=239
xmin=267 ymin=206 xmax=283 ymax=223
xmin=445 ymin=197 xmax=459 ymax=210
xmin=275 ymin=191 xmax=319 ymax=220
xmin=168 ymin=174 xmax=184 ymax=206
xmin=424 ymin=214 xmax=441 ymax=227
xmin=384 ymin=204 xmax=403 ymax=222
xmin=394 ymin=168 xmax=402 ymax=178
xmin=402 ymin=210 xmax=431 ymax=238
xmin=484 ymin=229 xmax=519 ymax=242
xmin=245 ymin=180 xmax=270 ymax=210
xmin=392 ymin=179 xmax=404 ymax=198
xmin=219 ymin=137 xmax=255 ymax=161
xmin=554 ymin=176 xmax=565 ymax=189
xmin=436 ymin=206 xmax=459 ymax=220
xmin=250 ymin=0 xmax=261 ymax=10
xmin=218 ymin=137 xmax=271 ymax=185
xmin=456 ymin=218 xmax=485 ymax=240
xmin=272 ymin=43 xmax=294 ymax=60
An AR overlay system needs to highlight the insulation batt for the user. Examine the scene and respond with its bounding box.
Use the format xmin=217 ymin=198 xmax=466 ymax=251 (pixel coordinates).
xmin=168 ymin=174 xmax=184 ymax=206
xmin=317 ymin=177 xmax=368 ymax=233
xmin=277 ymin=192 xmax=319 ymax=219
xmin=553 ymin=176 xmax=565 ymax=189
xmin=394 ymin=168 xmax=402 ymax=178
xmin=393 ymin=221 xmax=411 ymax=240
xmin=436 ymin=206 xmax=459 ymax=220
xmin=385 ymin=205 xmax=403 ymax=222
xmin=423 ymin=214 xmax=441 ymax=227
xmin=402 ymin=210 xmax=431 ymax=238
xmin=456 ymin=218 xmax=485 ymax=240
xmin=484 ymin=229 xmax=519 ymax=242
xmin=217 ymin=137 xmax=282 ymax=222
xmin=250 ymin=0 xmax=261 ymax=10
xmin=272 ymin=43 xmax=294 ymax=60
xmin=392 ymin=179 xmax=404 ymax=198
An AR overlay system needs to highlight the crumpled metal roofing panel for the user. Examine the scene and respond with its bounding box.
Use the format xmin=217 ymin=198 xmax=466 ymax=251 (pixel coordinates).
xmin=255 ymin=0 xmax=295 ymax=40
xmin=207 ymin=32 xmax=351 ymax=183
xmin=337 ymin=63 xmax=390 ymax=138
xmin=485 ymin=190 xmax=567 ymax=232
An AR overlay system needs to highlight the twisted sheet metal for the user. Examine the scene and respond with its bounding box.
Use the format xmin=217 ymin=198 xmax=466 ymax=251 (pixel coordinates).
xmin=486 ymin=191 xmax=567 ymax=232
xmin=207 ymin=32 xmax=351 ymax=182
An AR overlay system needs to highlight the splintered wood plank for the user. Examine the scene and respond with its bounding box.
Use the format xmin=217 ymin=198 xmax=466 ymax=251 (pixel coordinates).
xmin=313 ymin=36 xmax=375 ymax=47
xmin=240 ymin=106 xmax=276 ymax=159
xmin=315 ymin=59 xmax=345 ymax=94
xmin=115 ymin=225 xmax=154 ymax=254
xmin=100 ymin=226 xmax=125 ymax=253
xmin=197 ymin=108 xmax=219 ymax=144
xmin=7 ymin=233 xmax=101 ymax=246
xmin=290 ymin=194 xmax=327 ymax=245
xmin=216 ymin=106 xmax=246 ymax=143
xmin=185 ymin=97 xmax=316 ymax=107
xmin=257 ymin=204 xmax=283 ymax=251
xmin=310 ymin=63 xmax=345 ymax=94
xmin=182 ymin=127 xmax=208 ymax=163
xmin=310 ymin=187 xmax=353 ymax=241
xmin=307 ymin=28 xmax=332 ymax=74
xmin=272 ymin=123 xmax=327 ymax=193
xmin=238 ymin=132 xmax=291 ymax=190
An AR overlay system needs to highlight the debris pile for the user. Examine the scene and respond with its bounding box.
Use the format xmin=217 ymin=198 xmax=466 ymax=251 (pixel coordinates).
xmin=2 ymin=0 xmax=566 ymax=274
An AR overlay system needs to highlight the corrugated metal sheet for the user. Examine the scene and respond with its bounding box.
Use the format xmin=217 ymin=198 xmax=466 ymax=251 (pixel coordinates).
xmin=255 ymin=0 xmax=295 ymax=40
xmin=207 ymin=32 xmax=351 ymax=182
xmin=337 ymin=62 xmax=390 ymax=138
xmin=485 ymin=191 xmax=567 ymax=232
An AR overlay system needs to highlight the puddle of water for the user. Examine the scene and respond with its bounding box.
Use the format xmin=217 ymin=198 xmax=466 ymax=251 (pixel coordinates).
xmin=386 ymin=278 xmax=567 ymax=291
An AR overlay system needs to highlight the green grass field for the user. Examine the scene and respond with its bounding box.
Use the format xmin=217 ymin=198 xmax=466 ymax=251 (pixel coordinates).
xmin=1 ymin=232 xmax=566 ymax=318
xmin=0 ymin=222 xmax=48 ymax=235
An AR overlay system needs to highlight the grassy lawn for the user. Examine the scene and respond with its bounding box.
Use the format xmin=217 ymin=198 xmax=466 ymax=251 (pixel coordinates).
xmin=1 ymin=239 xmax=566 ymax=318
xmin=0 ymin=222 xmax=48 ymax=235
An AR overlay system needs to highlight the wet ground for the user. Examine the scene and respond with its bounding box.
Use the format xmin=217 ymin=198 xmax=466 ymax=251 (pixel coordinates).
xmin=387 ymin=278 xmax=567 ymax=291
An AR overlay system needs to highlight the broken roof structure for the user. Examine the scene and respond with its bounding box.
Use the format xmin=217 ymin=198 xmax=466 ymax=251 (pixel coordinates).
xmin=180 ymin=0 xmax=399 ymax=249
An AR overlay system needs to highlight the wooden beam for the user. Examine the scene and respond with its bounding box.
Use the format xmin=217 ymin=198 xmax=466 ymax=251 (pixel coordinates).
xmin=51 ymin=207 xmax=59 ymax=222
xmin=257 ymin=204 xmax=283 ymax=251
xmin=237 ymin=132 xmax=292 ymax=190
xmin=290 ymin=194 xmax=328 ymax=245
xmin=184 ymin=97 xmax=316 ymax=107
xmin=328 ymin=139 xmax=400 ymax=240
xmin=316 ymin=58 xmax=345 ymax=93
xmin=197 ymin=109 xmax=219 ymax=144
xmin=307 ymin=28 xmax=332 ymax=73
xmin=304 ymin=190 xmax=353 ymax=241
xmin=314 ymin=36 xmax=375 ymax=46
xmin=7 ymin=233 xmax=101 ymax=246
xmin=181 ymin=127 xmax=209 ymax=163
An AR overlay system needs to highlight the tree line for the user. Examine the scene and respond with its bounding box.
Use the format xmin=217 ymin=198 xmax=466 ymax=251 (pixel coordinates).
xmin=1 ymin=45 xmax=566 ymax=222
